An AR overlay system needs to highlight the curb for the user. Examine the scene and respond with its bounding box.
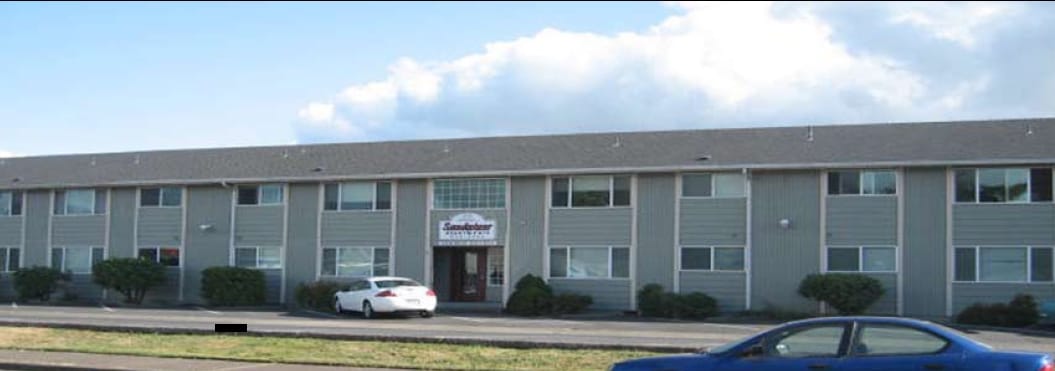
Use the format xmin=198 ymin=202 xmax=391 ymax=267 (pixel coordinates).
xmin=0 ymin=363 xmax=107 ymax=371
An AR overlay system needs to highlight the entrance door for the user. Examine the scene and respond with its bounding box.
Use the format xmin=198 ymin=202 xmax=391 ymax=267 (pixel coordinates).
xmin=450 ymin=248 xmax=487 ymax=302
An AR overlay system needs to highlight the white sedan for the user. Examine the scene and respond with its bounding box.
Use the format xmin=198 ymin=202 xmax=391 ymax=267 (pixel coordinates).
xmin=334 ymin=277 xmax=437 ymax=319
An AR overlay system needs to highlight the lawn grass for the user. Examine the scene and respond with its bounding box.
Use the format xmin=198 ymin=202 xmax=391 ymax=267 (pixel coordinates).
xmin=0 ymin=326 xmax=664 ymax=370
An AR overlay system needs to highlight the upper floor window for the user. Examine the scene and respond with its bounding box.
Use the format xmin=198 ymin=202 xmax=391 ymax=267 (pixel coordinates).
xmin=0 ymin=191 xmax=23 ymax=216
xmin=551 ymin=175 xmax=631 ymax=208
xmin=140 ymin=187 xmax=182 ymax=207
xmin=54 ymin=189 xmax=107 ymax=215
xmin=828 ymin=170 xmax=896 ymax=195
xmin=955 ymin=168 xmax=1052 ymax=203
xmin=433 ymin=178 xmax=505 ymax=209
xmin=324 ymin=182 xmax=391 ymax=211
xmin=237 ymin=184 xmax=284 ymax=206
xmin=682 ymin=173 xmax=746 ymax=198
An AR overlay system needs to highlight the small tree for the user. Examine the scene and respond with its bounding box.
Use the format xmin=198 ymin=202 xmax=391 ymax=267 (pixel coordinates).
xmin=505 ymin=274 xmax=554 ymax=316
xmin=798 ymin=273 xmax=885 ymax=315
xmin=295 ymin=280 xmax=348 ymax=312
xmin=12 ymin=266 xmax=65 ymax=302
xmin=201 ymin=266 xmax=266 ymax=306
xmin=92 ymin=258 xmax=167 ymax=304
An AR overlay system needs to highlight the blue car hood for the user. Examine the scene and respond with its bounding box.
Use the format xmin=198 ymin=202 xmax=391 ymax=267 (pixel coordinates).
xmin=611 ymin=353 xmax=718 ymax=371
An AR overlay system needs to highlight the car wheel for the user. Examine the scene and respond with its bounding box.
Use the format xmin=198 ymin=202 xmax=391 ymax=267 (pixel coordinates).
xmin=334 ymin=298 xmax=344 ymax=314
xmin=420 ymin=310 xmax=434 ymax=318
xmin=363 ymin=301 xmax=374 ymax=319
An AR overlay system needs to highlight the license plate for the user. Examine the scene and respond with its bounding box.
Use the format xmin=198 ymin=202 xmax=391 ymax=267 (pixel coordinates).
xmin=406 ymin=299 xmax=420 ymax=304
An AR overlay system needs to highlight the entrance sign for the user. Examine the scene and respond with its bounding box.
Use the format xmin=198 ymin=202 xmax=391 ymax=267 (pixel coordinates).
xmin=438 ymin=213 xmax=497 ymax=245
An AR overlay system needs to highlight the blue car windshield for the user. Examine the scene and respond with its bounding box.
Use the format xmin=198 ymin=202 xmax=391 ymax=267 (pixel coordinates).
xmin=704 ymin=333 xmax=759 ymax=354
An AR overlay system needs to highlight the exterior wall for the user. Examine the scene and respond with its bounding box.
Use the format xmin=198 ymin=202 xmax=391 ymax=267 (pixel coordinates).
xmin=902 ymin=168 xmax=948 ymax=318
xmin=285 ymin=183 xmax=320 ymax=305
xmin=826 ymin=197 xmax=897 ymax=246
xmin=234 ymin=206 xmax=285 ymax=246
xmin=750 ymin=171 xmax=820 ymax=312
xmin=0 ymin=217 xmax=22 ymax=246
xmin=51 ymin=215 xmax=106 ymax=246
xmin=508 ymin=177 xmax=546 ymax=294
xmin=137 ymin=208 xmax=183 ymax=247
xmin=549 ymin=278 xmax=631 ymax=310
xmin=636 ymin=174 xmax=675 ymax=291
xmin=23 ymin=191 xmax=49 ymax=266
xmin=183 ymin=186 xmax=232 ymax=304
xmin=678 ymin=271 xmax=746 ymax=312
xmin=953 ymin=204 xmax=1055 ymax=246
xmin=262 ymin=268 xmax=282 ymax=304
xmin=952 ymin=283 xmax=1055 ymax=314
xmin=862 ymin=273 xmax=898 ymax=315
xmin=680 ymin=198 xmax=747 ymax=246
xmin=548 ymin=208 xmax=633 ymax=246
xmin=321 ymin=212 xmax=392 ymax=246
xmin=394 ymin=180 xmax=427 ymax=282
xmin=108 ymin=188 xmax=136 ymax=258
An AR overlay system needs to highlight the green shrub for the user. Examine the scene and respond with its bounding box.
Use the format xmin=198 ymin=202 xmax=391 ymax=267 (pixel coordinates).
xmin=636 ymin=284 xmax=719 ymax=320
xmin=295 ymin=280 xmax=348 ymax=312
xmin=505 ymin=274 xmax=592 ymax=316
xmin=798 ymin=273 xmax=885 ymax=315
xmin=12 ymin=266 xmax=65 ymax=302
xmin=551 ymin=293 xmax=593 ymax=315
xmin=637 ymin=284 xmax=667 ymax=317
xmin=92 ymin=258 xmax=167 ymax=304
xmin=201 ymin=267 xmax=266 ymax=306
xmin=673 ymin=292 xmax=719 ymax=319
xmin=957 ymin=294 xmax=1040 ymax=328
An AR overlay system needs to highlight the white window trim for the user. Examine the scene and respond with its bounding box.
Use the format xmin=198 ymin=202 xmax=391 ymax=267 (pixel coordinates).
xmin=0 ymin=246 xmax=21 ymax=272
xmin=547 ymin=246 xmax=630 ymax=280
xmin=0 ymin=191 xmax=21 ymax=217
xmin=320 ymin=246 xmax=391 ymax=277
xmin=954 ymin=167 xmax=1055 ymax=204
xmin=431 ymin=178 xmax=508 ymax=210
xmin=550 ymin=175 xmax=633 ymax=209
xmin=487 ymin=248 xmax=504 ymax=287
xmin=677 ymin=246 xmax=746 ymax=272
xmin=138 ymin=187 xmax=183 ymax=208
xmin=51 ymin=246 xmax=104 ymax=274
xmin=679 ymin=173 xmax=748 ymax=199
xmin=823 ymin=246 xmax=899 ymax=273
xmin=826 ymin=170 xmax=899 ymax=197
xmin=136 ymin=246 xmax=182 ymax=267
xmin=953 ymin=246 xmax=1055 ymax=284
xmin=323 ymin=182 xmax=392 ymax=212
xmin=236 ymin=184 xmax=285 ymax=206
xmin=235 ymin=246 xmax=283 ymax=269
xmin=55 ymin=189 xmax=101 ymax=216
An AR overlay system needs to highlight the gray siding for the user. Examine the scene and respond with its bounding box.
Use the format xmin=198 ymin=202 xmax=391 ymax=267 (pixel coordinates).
xmin=108 ymin=188 xmax=136 ymax=258
xmin=137 ymin=207 xmax=183 ymax=246
xmin=142 ymin=268 xmax=181 ymax=305
xmin=953 ymin=204 xmax=1055 ymax=246
xmin=63 ymin=274 xmax=103 ymax=301
xmin=234 ymin=206 xmax=285 ymax=246
xmin=952 ymin=283 xmax=1055 ymax=314
xmin=430 ymin=209 xmax=507 ymax=246
xmin=23 ymin=191 xmax=49 ymax=266
xmin=183 ymin=186 xmax=233 ymax=304
xmin=826 ymin=197 xmax=897 ymax=246
xmin=862 ymin=273 xmax=898 ymax=315
xmin=262 ymin=268 xmax=282 ymax=304
xmin=549 ymin=278 xmax=631 ymax=310
xmin=509 ymin=177 xmax=546 ymax=290
xmin=637 ymin=174 xmax=676 ymax=290
xmin=52 ymin=215 xmax=106 ymax=246
xmin=285 ymin=183 xmax=320 ymax=305
xmin=903 ymin=168 xmax=948 ymax=318
xmin=751 ymin=171 xmax=821 ymax=312
xmin=0 ymin=217 xmax=22 ymax=246
xmin=321 ymin=212 xmax=392 ymax=246
xmin=678 ymin=271 xmax=746 ymax=312
xmin=680 ymin=198 xmax=747 ymax=246
xmin=394 ymin=180 xmax=427 ymax=282
xmin=485 ymin=282 xmax=502 ymax=302
xmin=549 ymin=208 xmax=632 ymax=246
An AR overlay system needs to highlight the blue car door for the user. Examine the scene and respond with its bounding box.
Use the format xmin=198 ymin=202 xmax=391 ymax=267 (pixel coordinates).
xmin=838 ymin=323 xmax=960 ymax=371
xmin=718 ymin=323 xmax=850 ymax=371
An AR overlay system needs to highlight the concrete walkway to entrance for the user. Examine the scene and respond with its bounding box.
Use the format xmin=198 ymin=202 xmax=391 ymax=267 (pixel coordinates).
xmin=0 ymin=349 xmax=404 ymax=371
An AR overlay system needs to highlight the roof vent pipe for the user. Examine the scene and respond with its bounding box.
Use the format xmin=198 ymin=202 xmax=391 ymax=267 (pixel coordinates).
xmin=612 ymin=137 xmax=622 ymax=148
xmin=807 ymin=126 xmax=814 ymax=142
xmin=134 ymin=155 xmax=141 ymax=165
xmin=1027 ymin=125 xmax=1034 ymax=135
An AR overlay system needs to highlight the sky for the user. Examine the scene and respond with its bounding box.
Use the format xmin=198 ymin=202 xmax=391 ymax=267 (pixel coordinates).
xmin=2 ymin=1 xmax=1054 ymax=158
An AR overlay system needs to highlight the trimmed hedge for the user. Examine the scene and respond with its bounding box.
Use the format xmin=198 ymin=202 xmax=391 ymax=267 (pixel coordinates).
xmin=636 ymin=284 xmax=719 ymax=320
xmin=12 ymin=266 xmax=66 ymax=302
xmin=201 ymin=267 xmax=266 ymax=306
xmin=504 ymin=274 xmax=592 ymax=316
xmin=798 ymin=273 xmax=885 ymax=315
xmin=956 ymin=294 xmax=1040 ymax=328
xmin=92 ymin=258 xmax=167 ymax=304
xmin=295 ymin=280 xmax=349 ymax=312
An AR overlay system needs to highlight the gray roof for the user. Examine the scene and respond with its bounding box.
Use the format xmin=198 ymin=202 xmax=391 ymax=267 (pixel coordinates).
xmin=2 ymin=118 xmax=1055 ymax=189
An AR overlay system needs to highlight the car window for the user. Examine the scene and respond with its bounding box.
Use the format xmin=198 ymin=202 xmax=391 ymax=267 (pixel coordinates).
xmin=351 ymin=281 xmax=369 ymax=291
xmin=766 ymin=325 xmax=846 ymax=358
xmin=375 ymin=279 xmax=421 ymax=288
xmin=854 ymin=325 xmax=949 ymax=356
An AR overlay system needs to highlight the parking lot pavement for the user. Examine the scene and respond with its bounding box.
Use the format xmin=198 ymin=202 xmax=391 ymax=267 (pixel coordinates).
xmin=1 ymin=304 xmax=1053 ymax=354
xmin=0 ymin=349 xmax=403 ymax=371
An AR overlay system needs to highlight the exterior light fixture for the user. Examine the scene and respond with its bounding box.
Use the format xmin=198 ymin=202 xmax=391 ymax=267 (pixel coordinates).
xmin=779 ymin=219 xmax=791 ymax=229
xmin=199 ymin=224 xmax=215 ymax=232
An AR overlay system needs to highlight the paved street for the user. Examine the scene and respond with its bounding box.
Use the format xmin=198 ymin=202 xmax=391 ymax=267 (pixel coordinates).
xmin=0 ymin=304 xmax=1052 ymax=354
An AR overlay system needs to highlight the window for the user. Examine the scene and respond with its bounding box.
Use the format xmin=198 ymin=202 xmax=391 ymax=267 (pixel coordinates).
xmin=766 ymin=325 xmax=846 ymax=358
xmin=54 ymin=189 xmax=107 ymax=215
xmin=235 ymin=246 xmax=282 ymax=269
xmin=323 ymin=182 xmax=392 ymax=211
xmin=551 ymin=175 xmax=631 ymax=207
xmin=0 ymin=247 xmax=20 ymax=272
xmin=321 ymin=247 xmax=390 ymax=277
xmin=680 ymin=247 xmax=745 ymax=271
xmin=826 ymin=247 xmax=897 ymax=272
xmin=548 ymin=246 xmax=629 ymax=279
xmin=237 ymin=184 xmax=284 ymax=205
xmin=955 ymin=168 xmax=1053 ymax=203
xmin=682 ymin=173 xmax=746 ymax=198
xmin=433 ymin=178 xmax=506 ymax=209
xmin=854 ymin=325 xmax=948 ymax=356
xmin=487 ymin=248 xmax=504 ymax=286
xmin=137 ymin=247 xmax=180 ymax=267
xmin=955 ymin=247 xmax=1054 ymax=283
xmin=50 ymin=246 xmax=104 ymax=273
xmin=0 ymin=191 xmax=23 ymax=216
xmin=140 ymin=187 xmax=182 ymax=207
xmin=827 ymin=170 xmax=896 ymax=195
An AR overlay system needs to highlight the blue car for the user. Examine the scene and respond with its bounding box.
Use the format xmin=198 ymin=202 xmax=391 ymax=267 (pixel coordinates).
xmin=611 ymin=316 xmax=1052 ymax=371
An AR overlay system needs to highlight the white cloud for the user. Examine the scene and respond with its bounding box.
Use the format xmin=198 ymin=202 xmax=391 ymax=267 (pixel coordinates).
xmin=297 ymin=102 xmax=335 ymax=122
xmin=295 ymin=1 xmax=1054 ymax=143
xmin=0 ymin=150 xmax=20 ymax=158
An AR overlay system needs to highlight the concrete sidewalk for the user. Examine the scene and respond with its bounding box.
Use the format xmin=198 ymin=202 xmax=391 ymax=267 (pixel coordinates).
xmin=0 ymin=349 xmax=403 ymax=371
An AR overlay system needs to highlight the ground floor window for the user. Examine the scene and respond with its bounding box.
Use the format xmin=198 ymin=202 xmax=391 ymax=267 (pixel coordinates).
xmin=51 ymin=246 xmax=104 ymax=274
xmin=955 ymin=246 xmax=1053 ymax=283
xmin=487 ymin=248 xmax=504 ymax=286
xmin=321 ymin=246 xmax=390 ymax=277
xmin=679 ymin=246 xmax=745 ymax=271
xmin=137 ymin=247 xmax=180 ymax=267
xmin=0 ymin=247 xmax=20 ymax=272
xmin=549 ymin=246 xmax=629 ymax=279
xmin=234 ymin=246 xmax=282 ymax=269
xmin=826 ymin=246 xmax=897 ymax=272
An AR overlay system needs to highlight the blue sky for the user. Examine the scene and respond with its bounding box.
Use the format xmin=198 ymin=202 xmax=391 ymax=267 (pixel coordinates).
xmin=2 ymin=1 xmax=1053 ymax=157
